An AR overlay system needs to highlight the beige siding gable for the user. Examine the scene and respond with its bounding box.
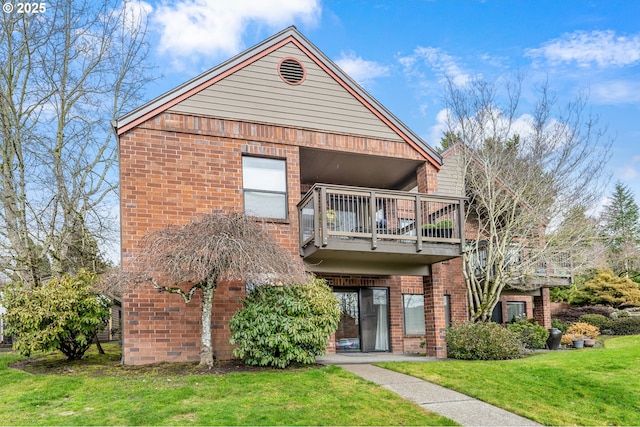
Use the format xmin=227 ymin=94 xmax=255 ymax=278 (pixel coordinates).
xmin=437 ymin=148 xmax=465 ymax=196
xmin=169 ymin=43 xmax=402 ymax=141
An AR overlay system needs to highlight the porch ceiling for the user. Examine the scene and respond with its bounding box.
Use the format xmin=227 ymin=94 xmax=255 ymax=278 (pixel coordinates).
xmin=302 ymin=240 xmax=461 ymax=276
xmin=300 ymin=148 xmax=422 ymax=190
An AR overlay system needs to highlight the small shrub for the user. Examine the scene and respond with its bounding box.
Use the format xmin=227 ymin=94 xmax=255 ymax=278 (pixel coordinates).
xmin=551 ymin=318 xmax=570 ymax=333
xmin=578 ymin=313 xmax=611 ymax=331
xmin=609 ymin=317 xmax=640 ymax=335
xmin=506 ymin=319 xmax=549 ymax=349
xmin=446 ymin=321 xmax=523 ymax=360
xmin=229 ymin=277 xmax=340 ymax=368
xmin=436 ymin=219 xmax=454 ymax=228
xmin=566 ymin=322 xmax=600 ymax=339
xmin=560 ymin=334 xmax=575 ymax=346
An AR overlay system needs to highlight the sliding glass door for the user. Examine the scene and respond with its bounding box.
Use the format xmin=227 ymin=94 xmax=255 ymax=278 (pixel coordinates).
xmin=360 ymin=288 xmax=389 ymax=351
xmin=334 ymin=288 xmax=389 ymax=352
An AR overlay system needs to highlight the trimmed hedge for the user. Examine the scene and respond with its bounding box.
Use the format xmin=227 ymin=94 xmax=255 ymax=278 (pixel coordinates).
xmin=553 ymin=305 xmax=613 ymax=323
xmin=578 ymin=314 xmax=612 ymax=331
xmin=446 ymin=321 xmax=524 ymax=360
xmin=609 ymin=317 xmax=640 ymax=335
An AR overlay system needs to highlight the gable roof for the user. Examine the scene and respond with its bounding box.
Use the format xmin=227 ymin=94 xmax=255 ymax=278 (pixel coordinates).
xmin=114 ymin=26 xmax=441 ymax=169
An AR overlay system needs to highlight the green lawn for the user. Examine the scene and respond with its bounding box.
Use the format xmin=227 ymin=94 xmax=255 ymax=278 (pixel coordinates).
xmin=379 ymin=335 xmax=640 ymax=426
xmin=0 ymin=347 xmax=455 ymax=426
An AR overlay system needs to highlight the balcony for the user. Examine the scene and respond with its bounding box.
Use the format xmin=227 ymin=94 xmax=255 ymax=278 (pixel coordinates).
xmin=471 ymin=245 xmax=573 ymax=289
xmin=523 ymin=252 xmax=573 ymax=287
xmin=297 ymin=184 xmax=465 ymax=275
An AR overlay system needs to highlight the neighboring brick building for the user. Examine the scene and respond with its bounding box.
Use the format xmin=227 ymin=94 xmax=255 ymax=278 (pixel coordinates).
xmin=114 ymin=27 xmax=555 ymax=365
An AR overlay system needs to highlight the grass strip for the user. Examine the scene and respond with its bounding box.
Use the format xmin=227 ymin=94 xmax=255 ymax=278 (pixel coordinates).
xmin=0 ymin=347 xmax=455 ymax=426
xmin=378 ymin=335 xmax=640 ymax=426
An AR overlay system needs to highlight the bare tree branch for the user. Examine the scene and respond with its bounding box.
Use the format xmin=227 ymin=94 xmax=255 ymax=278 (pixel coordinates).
xmin=0 ymin=0 xmax=155 ymax=283
xmin=443 ymin=75 xmax=612 ymax=321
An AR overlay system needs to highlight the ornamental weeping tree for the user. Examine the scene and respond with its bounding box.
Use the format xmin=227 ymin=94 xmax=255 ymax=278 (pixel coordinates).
xmin=124 ymin=212 xmax=307 ymax=367
xmin=443 ymin=76 xmax=611 ymax=322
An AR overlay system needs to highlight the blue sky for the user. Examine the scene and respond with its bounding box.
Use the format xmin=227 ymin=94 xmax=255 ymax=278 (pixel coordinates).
xmin=134 ymin=0 xmax=640 ymax=208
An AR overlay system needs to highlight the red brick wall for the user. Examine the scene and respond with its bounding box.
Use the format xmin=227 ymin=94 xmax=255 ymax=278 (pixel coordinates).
xmin=533 ymin=287 xmax=552 ymax=328
xmin=119 ymin=112 xmax=441 ymax=364
xmin=123 ymin=286 xmax=202 ymax=365
xmin=417 ymin=259 xmax=469 ymax=358
xmin=423 ymin=265 xmax=446 ymax=358
xmin=439 ymin=259 xmax=468 ymax=326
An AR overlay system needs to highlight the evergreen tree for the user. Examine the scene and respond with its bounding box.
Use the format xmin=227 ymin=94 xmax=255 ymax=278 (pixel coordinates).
xmin=601 ymin=182 xmax=640 ymax=278
xmin=437 ymin=131 xmax=462 ymax=153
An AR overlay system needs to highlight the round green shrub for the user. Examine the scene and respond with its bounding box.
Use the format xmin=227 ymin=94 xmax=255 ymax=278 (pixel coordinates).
xmin=578 ymin=313 xmax=612 ymax=331
xmin=229 ymin=277 xmax=340 ymax=368
xmin=446 ymin=321 xmax=524 ymax=360
xmin=3 ymin=270 xmax=111 ymax=360
xmin=609 ymin=317 xmax=640 ymax=335
xmin=506 ymin=319 xmax=549 ymax=349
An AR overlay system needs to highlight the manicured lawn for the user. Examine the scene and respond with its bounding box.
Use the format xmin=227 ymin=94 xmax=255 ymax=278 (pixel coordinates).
xmin=0 ymin=347 xmax=455 ymax=426
xmin=379 ymin=335 xmax=640 ymax=426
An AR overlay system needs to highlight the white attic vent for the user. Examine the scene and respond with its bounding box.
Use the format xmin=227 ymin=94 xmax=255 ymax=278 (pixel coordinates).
xmin=278 ymin=58 xmax=306 ymax=85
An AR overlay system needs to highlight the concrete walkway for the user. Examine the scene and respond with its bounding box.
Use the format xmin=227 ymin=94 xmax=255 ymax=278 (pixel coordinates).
xmin=317 ymin=354 xmax=541 ymax=427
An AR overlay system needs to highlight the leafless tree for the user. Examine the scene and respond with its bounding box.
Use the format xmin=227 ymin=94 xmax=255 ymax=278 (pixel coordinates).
xmin=443 ymin=76 xmax=611 ymax=321
xmin=112 ymin=212 xmax=308 ymax=367
xmin=0 ymin=0 xmax=154 ymax=284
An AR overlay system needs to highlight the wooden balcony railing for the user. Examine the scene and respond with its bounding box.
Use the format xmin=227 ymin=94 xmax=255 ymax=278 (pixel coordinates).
xmin=298 ymin=183 xmax=466 ymax=256
xmin=469 ymin=245 xmax=573 ymax=285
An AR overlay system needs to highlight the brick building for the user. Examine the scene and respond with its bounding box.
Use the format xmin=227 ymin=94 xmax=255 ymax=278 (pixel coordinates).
xmin=114 ymin=27 xmax=556 ymax=365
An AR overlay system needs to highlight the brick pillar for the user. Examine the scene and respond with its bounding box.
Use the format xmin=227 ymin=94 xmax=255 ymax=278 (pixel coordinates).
xmin=423 ymin=264 xmax=447 ymax=358
xmin=416 ymin=163 xmax=439 ymax=193
xmin=533 ymin=287 xmax=551 ymax=328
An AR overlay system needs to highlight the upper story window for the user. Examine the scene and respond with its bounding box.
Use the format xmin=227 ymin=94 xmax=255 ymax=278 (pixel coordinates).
xmin=242 ymin=156 xmax=287 ymax=219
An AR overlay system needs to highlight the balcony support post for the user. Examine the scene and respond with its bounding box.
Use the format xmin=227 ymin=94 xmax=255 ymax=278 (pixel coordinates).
xmin=458 ymin=198 xmax=465 ymax=253
xmin=320 ymin=186 xmax=328 ymax=247
xmin=370 ymin=191 xmax=377 ymax=250
xmin=415 ymin=194 xmax=423 ymax=253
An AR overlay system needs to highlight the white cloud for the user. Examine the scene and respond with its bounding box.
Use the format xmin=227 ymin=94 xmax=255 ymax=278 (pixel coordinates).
xmin=591 ymin=80 xmax=640 ymax=104
xmin=151 ymin=0 xmax=320 ymax=67
xmin=620 ymin=166 xmax=640 ymax=181
xmin=334 ymin=51 xmax=390 ymax=87
xmin=479 ymin=52 xmax=509 ymax=69
xmin=526 ymin=30 xmax=640 ymax=68
xmin=400 ymin=46 xmax=472 ymax=87
xmin=426 ymin=108 xmax=451 ymax=147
